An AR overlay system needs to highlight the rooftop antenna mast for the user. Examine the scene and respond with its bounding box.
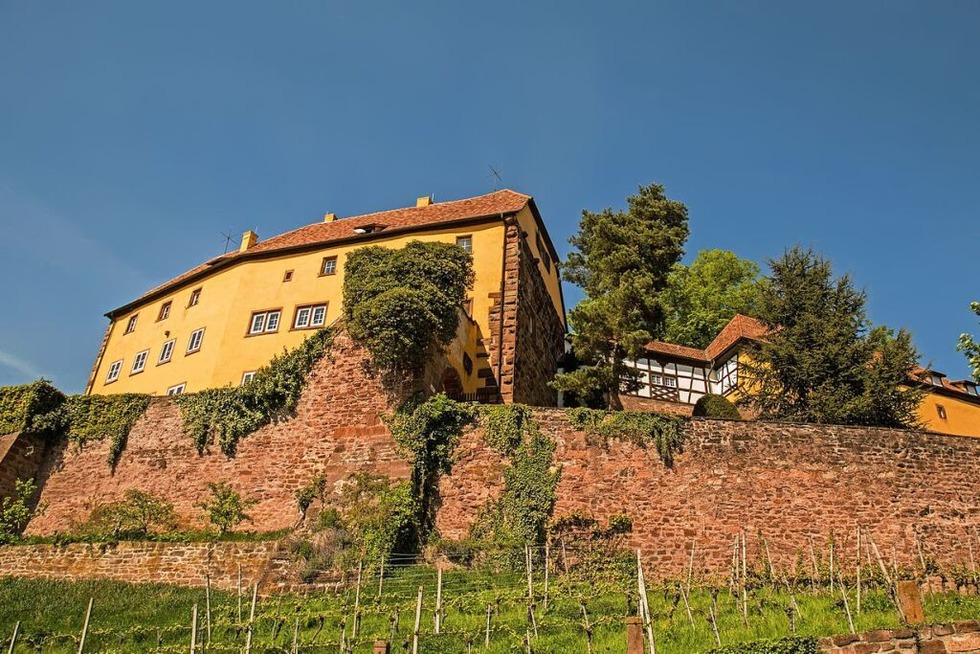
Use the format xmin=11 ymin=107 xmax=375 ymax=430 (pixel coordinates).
xmin=487 ymin=164 xmax=503 ymax=191
xmin=220 ymin=229 xmax=235 ymax=254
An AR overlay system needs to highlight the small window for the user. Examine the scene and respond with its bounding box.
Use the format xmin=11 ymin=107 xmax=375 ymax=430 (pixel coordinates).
xmin=157 ymin=301 xmax=172 ymax=321
xmin=131 ymin=350 xmax=149 ymax=374
xmin=456 ymin=235 xmax=472 ymax=253
xmin=241 ymin=371 xmax=256 ymax=386
xmin=167 ymin=384 xmax=186 ymax=396
xmin=965 ymin=384 xmax=978 ymax=397
xmin=320 ymin=256 xmax=337 ymax=276
xmin=937 ymin=404 xmax=947 ymax=420
xmin=106 ymin=360 xmax=123 ymax=383
xmin=283 ymin=270 xmax=294 ymax=282
xmin=249 ymin=310 xmax=281 ymax=335
xmin=462 ymin=352 xmax=473 ymax=376
xmin=651 ymin=374 xmax=663 ymax=386
xmin=664 ymin=376 xmax=678 ymax=389
xmin=294 ymin=303 xmax=328 ymax=329
xmin=187 ymin=328 xmax=205 ymax=353
xmin=124 ymin=314 xmax=138 ymax=334
xmin=535 ymin=231 xmax=551 ymax=272
xmin=158 ymin=339 xmax=176 ymax=364
xmin=930 ymin=373 xmax=944 ymax=387
xmin=188 ymin=288 xmax=202 ymax=307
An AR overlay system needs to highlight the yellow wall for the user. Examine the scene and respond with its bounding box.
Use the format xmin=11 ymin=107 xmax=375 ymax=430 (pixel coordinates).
xmin=917 ymin=391 xmax=980 ymax=437
xmin=89 ymin=220 xmax=514 ymax=396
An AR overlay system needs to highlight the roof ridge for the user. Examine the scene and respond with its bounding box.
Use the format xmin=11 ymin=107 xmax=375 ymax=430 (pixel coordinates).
xmin=321 ymin=188 xmax=529 ymax=225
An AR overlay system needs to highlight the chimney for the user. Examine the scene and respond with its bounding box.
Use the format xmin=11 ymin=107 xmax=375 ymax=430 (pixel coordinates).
xmin=323 ymin=212 xmax=337 ymax=222
xmin=240 ymin=230 xmax=258 ymax=252
xmin=416 ymin=195 xmax=433 ymax=208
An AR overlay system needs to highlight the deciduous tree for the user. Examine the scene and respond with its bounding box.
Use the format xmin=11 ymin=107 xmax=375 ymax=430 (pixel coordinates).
xmin=958 ymin=302 xmax=980 ymax=382
xmin=552 ymin=184 xmax=689 ymax=407
xmin=661 ymin=249 xmax=765 ymax=349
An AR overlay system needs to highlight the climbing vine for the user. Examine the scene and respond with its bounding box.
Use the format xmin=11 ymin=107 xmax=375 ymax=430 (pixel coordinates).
xmin=0 ymin=380 xmax=65 ymax=437
xmin=61 ymin=394 xmax=151 ymax=468
xmin=175 ymin=328 xmax=334 ymax=455
xmin=471 ymin=406 xmax=561 ymax=548
xmin=384 ymin=393 xmax=474 ymax=547
xmin=565 ymin=407 xmax=686 ymax=467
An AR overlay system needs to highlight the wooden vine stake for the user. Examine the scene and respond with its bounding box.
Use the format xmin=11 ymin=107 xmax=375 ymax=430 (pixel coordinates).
xmin=237 ymin=564 xmax=243 ymax=625
xmin=808 ymin=536 xmax=819 ymax=589
xmin=686 ymin=540 xmax=696 ymax=593
xmin=855 ymin=527 xmax=862 ymax=615
xmin=434 ymin=568 xmax=443 ymax=635
xmin=485 ymin=604 xmax=492 ymax=648
xmin=7 ymin=621 xmax=19 ymax=654
xmin=837 ymin=573 xmax=855 ymax=635
xmin=707 ymin=605 xmax=721 ymax=648
xmin=77 ymin=597 xmax=93 ymax=654
xmin=544 ymin=541 xmax=550 ymax=611
xmin=635 ymin=550 xmax=656 ymax=654
xmin=353 ymin=560 xmax=363 ymax=639
xmin=244 ymin=584 xmax=258 ymax=654
xmin=580 ymin=601 xmax=593 ymax=654
xmin=190 ymin=603 xmax=198 ymax=654
xmin=741 ymin=531 xmax=748 ymax=624
xmin=829 ymin=535 xmax=835 ymax=593
xmin=377 ymin=557 xmax=385 ymax=601
xmin=292 ymin=617 xmax=299 ymax=654
xmin=678 ymin=584 xmax=695 ymax=627
xmin=205 ymin=573 xmax=212 ymax=645
xmin=412 ymin=585 xmax=423 ymax=654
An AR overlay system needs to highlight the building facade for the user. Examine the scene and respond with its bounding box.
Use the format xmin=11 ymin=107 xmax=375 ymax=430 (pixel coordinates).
xmin=621 ymin=314 xmax=980 ymax=437
xmin=86 ymin=190 xmax=566 ymax=406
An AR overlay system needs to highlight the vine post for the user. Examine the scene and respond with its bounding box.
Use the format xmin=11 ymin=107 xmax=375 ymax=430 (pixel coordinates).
xmin=544 ymin=541 xmax=550 ymax=611
xmin=244 ymin=584 xmax=258 ymax=654
xmin=484 ymin=604 xmax=491 ymax=648
xmin=77 ymin=597 xmax=93 ymax=654
xmin=635 ymin=550 xmax=656 ymax=654
xmin=412 ymin=586 xmax=423 ymax=654
xmin=434 ymin=569 xmax=442 ymax=635
xmin=205 ymin=573 xmax=212 ymax=644
xmin=7 ymin=620 xmax=19 ymax=654
xmin=856 ymin=527 xmax=862 ymax=615
xmin=190 ymin=603 xmax=198 ymax=653
xmin=353 ymin=560 xmax=362 ymax=639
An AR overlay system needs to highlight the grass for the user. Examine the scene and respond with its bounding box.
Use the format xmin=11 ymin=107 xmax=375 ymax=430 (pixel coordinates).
xmin=1 ymin=567 xmax=978 ymax=653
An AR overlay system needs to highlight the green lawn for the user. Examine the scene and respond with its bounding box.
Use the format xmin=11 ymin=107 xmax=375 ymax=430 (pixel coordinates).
xmin=0 ymin=570 xmax=977 ymax=653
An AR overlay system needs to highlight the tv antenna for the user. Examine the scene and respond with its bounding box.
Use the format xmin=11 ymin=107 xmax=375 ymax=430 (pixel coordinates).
xmin=487 ymin=164 xmax=503 ymax=191
xmin=220 ymin=229 xmax=235 ymax=254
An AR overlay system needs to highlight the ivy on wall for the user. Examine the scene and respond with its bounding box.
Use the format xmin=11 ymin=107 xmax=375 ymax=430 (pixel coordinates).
xmin=565 ymin=407 xmax=686 ymax=467
xmin=175 ymin=328 xmax=334 ymax=455
xmin=343 ymin=241 xmax=473 ymax=378
xmin=471 ymin=405 xmax=561 ymax=547
xmin=708 ymin=637 xmax=818 ymax=654
xmin=0 ymin=380 xmax=65 ymax=437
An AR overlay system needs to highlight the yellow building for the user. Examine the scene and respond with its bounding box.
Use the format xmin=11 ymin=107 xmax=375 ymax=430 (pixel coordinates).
xmin=86 ymin=190 xmax=567 ymax=406
xmin=621 ymin=314 xmax=980 ymax=437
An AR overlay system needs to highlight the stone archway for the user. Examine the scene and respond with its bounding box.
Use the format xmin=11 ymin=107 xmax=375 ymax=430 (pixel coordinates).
xmin=439 ymin=366 xmax=463 ymax=400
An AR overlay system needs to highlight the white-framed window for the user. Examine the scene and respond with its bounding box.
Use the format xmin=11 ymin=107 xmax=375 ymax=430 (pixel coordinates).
xmin=241 ymin=371 xmax=256 ymax=385
xmin=157 ymin=301 xmax=172 ymax=321
xmin=106 ymin=360 xmax=123 ymax=383
xmin=131 ymin=350 xmax=149 ymax=374
xmin=294 ymin=303 xmax=327 ymax=329
xmin=188 ymin=288 xmax=201 ymax=307
xmin=966 ymin=384 xmax=979 ymax=397
xmin=158 ymin=339 xmax=176 ymax=364
xmin=664 ymin=376 xmax=678 ymax=389
xmin=320 ymin=256 xmax=337 ymax=276
xmin=650 ymin=373 xmax=663 ymax=386
xmin=167 ymin=384 xmax=186 ymax=396
xmin=456 ymin=235 xmax=472 ymax=253
xmin=187 ymin=328 xmax=205 ymax=353
xmin=249 ymin=310 xmax=281 ymax=334
xmin=124 ymin=314 xmax=138 ymax=334
xmin=930 ymin=373 xmax=944 ymax=387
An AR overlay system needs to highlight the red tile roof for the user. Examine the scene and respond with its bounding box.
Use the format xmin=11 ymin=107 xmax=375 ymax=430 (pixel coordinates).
xmin=110 ymin=190 xmax=532 ymax=317
xmin=644 ymin=341 xmax=710 ymax=362
xmin=704 ymin=314 xmax=769 ymax=361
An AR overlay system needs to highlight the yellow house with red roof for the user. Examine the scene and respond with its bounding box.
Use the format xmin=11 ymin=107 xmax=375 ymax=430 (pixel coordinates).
xmin=85 ymin=190 xmax=567 ymax=406
xmin=622 ymin=314 xmax=980 ymax=437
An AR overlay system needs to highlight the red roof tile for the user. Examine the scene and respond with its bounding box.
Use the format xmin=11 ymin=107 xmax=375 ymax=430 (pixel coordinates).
xmin=112 ymin=190 xmax=531 ymax=316
xmin=704 ymin=314 xmax=769 ymax=361
xmin=644 ymin=341 xmax=709 ymax=362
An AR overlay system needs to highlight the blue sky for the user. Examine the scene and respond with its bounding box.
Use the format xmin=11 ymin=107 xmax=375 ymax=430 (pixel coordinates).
xmin=1 ymin=1 xmax=977 ymax=393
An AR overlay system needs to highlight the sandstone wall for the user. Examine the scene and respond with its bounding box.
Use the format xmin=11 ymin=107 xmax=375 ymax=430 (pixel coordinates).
xmin=819 ymin=623 xmax=980 ymax=653
xmin=0 ymin=541 xmax=276 ymax=590
xmin=438 ymin=413 xmax=980 ymax=579
xmin=26 ymin=332 xmax=410 ymax=535
xmin=0 ymin=431 xmax=47 ymax=501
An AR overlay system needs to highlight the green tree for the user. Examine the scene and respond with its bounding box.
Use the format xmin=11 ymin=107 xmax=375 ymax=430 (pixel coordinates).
xmin=0 ymin=478 xmax=40 ymax=541
xmin=553 ymin=184 xmax=689 ymax=408
xmin=661 ymin=249 xmax=766 ymax=349
xmin=343 ymin=241 xmax=473 ymax=378
xmin=958 ymin=301 xmax=980 ymax=382
xmin=740 ymin=246 xmax=922 ymax=427
xmin=197 ymin=482 xmax=257 ymax=535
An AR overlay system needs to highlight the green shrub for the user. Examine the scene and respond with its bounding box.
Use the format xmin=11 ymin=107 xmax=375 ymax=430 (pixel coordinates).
xmin=478 ymin=404 xmax=530 ymax=456
xmin=74 ymin=490 xmax=176 ymax=540
xmin=196 ymin=482 xmax=257 ymax=534
xmin=335 ymin=473 xmax=416 ymax=569
xmin=0 ymin=380 xmax=65 ymax=436
xmin=565 ymin=408 xmax=686 ymax=467
xmin=0 ymin=478 xmax=40 ymax=541
xmin=295 ymin=473 xmax=327 ymax=517
xmin=175 ymin=328 xmax=333 ymax=455
xmin=708 ymin=636 xmax=818 ymax=654
xmin=343 ymin=241 xmax=473 ymax=378
xmin=693 ymin=393 xmax=741 ymax=419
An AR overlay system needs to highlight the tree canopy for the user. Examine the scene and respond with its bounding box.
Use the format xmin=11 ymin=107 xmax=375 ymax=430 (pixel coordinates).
xmin=552 ymin=183 xmax=689 ymax=407
xmin=343 ymin=240 xmax=473 ymax=378
xmin=661 ymin=249 xmax=766 ymax=349
xmin=739 ymin=246 xmax=922 ymax=428
xmin=958 ymin=301 xmax=980 ymax=383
